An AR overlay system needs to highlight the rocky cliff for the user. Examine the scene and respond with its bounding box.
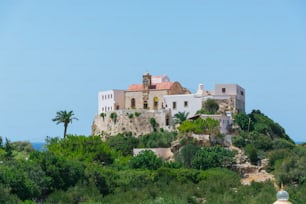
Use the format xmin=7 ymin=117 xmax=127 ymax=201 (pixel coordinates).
xmin=92 ymin=109 xmax=172 ymax=137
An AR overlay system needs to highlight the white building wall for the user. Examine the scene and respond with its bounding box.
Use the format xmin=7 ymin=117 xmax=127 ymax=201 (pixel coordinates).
xmin=215 ymin=84 xmax=245 ymax=100
xmin=163 ymin=94 xmax=202 ymax=117
xmin=98 ymin=90 xmax=125 ymax=114
xmin=214 ymin=84 xmax=245 ymax=113
xmin=200 ymin=114 xmax=233 ymax=134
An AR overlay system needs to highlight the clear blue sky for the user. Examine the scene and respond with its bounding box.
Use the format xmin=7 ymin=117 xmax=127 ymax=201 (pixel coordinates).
xmin=0 ymin=1 xmax=306 ymax=142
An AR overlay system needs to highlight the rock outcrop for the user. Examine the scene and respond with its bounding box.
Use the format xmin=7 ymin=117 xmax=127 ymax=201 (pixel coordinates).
xmin=230 ymin=146 xmax=274 ymax=185
xmin=92 ymin=109 xmax=172 ymax=137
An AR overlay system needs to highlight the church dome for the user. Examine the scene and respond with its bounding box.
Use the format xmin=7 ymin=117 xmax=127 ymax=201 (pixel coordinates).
xmin=276 ymin=189 xmax=289 ymax=200
xmin=273 ymin=184 xmax=292 ymax=204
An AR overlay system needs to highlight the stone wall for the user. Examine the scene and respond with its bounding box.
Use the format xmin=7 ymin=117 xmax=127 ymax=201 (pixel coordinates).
xmin=125 ymin=90 xmax=168 ymax=110
xmin=92 ymin=109 xmax=172 ymax=137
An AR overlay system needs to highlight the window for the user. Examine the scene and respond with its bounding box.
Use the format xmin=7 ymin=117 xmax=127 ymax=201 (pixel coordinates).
xmin=102 ymin=107 xmax=104 ymax=111
xmin=102 ymin=95 xmax=104 ymax=100
xmin=131 ymin=98 xmax=136 ymax=109
xmin=144 ymin=101 xmax=148 ymax=109
xmin=173 ymin=101 xmax=177 ymax=109
xmin=240 ymin=91 xmax=244 ymax=96
xmin=222 ymin=88 xmax=226 ymax=93
xmin=165 ymin=115 xmax=170 ymax=126
xmin=184 ymin=101 xmax=188 ymax=107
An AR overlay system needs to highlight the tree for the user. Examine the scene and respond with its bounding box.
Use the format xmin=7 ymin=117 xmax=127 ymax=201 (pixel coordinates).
xmin=46 ymin=135 xmax=116 ymax=164
xmin=176 ymin=144 xmax=200 ymax=168
xmin=110 ymin=112 xmax=118 ymax=124
xmin=245 ymin=144 xmax=258 ymax=165
xmin=52 ymin=110 xmax=78 ymax=138
xmin=234 ymin=113 xmax=251 ymax=131
xmin=174 ymin=111 xmax=189 ymax=124
xmin=106 ymin=133 xmax=139 ymax=156
xmin=204 ymin=117 xmax=220 ymax=135
xmin=4 ymin=138 xmax=13 ymax=160
xmin=129 ymin=150 xmax=163 ymax=170
xmin=100 ymin=112 xmax=106 ymax=121
xmin=149 ymin=118 xmax=159 ymax=132
xmin=203 ymin=99 xmax=219 ymax=114
xmin=191 ymin=146 xmax=235 ymax=170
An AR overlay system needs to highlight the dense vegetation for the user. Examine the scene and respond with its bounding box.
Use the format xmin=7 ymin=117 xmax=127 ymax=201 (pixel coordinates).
xmin=0 ymin=109 xmax=305 ymax=203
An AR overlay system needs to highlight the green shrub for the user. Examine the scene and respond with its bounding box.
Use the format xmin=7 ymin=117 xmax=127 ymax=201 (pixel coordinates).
xmin=272 ymin=138 xmax=295 ymax=149
xmin=129 ymin=150 xmax=163 ymax=170
xmin=191 ymin=146 xmax=235 ymax=170
xmin=110 ymin=112 xmax=118 ymax=124
xmin=138 ymin=132 xmax=177 ymax=148
xmin=245 ymin=144 xmax=258 ymax=165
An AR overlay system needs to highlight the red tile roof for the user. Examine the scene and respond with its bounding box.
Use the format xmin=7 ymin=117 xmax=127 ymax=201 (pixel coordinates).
xmin=128 ymin=84 xmax=144 ymax=91
xmin=155 ymin=82 xmax=175 ymax=90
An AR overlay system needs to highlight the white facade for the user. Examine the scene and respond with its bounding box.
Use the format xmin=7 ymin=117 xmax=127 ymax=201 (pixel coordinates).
xmin=163 ymin=83 xmax=246 ymax=117
xmin=214 ymin=84 xmax=245 ymax=113
xmin=215 ymin=84 xmax=245 ymax=100
xmin=163 ymin=94 xmax=202 ymax=117
xmin=98 ymin=90 xmax=125 ymax=114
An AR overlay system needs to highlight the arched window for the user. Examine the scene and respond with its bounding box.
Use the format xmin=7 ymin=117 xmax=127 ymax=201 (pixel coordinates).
xmin=131 ymin=98 xmax=136 ymax=109
xmin=143 ymin=101 xmax=148 ymax=109
xmin=153 ymin=97 xmax=159 ymax=110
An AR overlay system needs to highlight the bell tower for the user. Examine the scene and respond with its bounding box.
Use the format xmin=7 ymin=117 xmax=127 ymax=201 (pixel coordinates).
xmin=142 ymin=72 xmax=151 ymax=109
xmin=142 ymin=72 xmax=152 ymax=90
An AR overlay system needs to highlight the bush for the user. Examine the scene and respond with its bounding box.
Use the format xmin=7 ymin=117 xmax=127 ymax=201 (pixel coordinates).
xmin=191 ymin=146 xmax=235 ymax=170
xmin=128 ymin=113 xmax=134 ymax=119
xmin=175 ymin=144 xmax=200 ymax=168
xmin=272 ymin=139 xmax=295 ymax=149
xmin=275 ymin=155 xmax=306 ymax=185
xmin=110 ymin=112 xmax=118 ymax=124
xmin=106 ymin=133 xmax=139 ymax=156
xmin=129 ymin=150 xmax=163 ymax=170
xmin=203 ymin=99 xmax=219 ymax=114
xmin=232 ymin=135 xmax=246 ymax=148
xmin=178 ymin=117 xmax=220 ymax=135
xmin=149 ymin=118 xmax=159 ymax=132
xmin=245 ymin=144 xmax=258 ymax=165
xmin=234 ymin=113 xmax=251 ymax=131
xmin=268 ymin=149 xmax=292 ymax=171
xmin=138 ymin=132 xmax=177 ymax=148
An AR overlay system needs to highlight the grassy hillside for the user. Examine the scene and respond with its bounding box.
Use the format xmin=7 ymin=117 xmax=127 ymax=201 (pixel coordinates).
xmin=0 ymin=110 xmax=305 ymax=203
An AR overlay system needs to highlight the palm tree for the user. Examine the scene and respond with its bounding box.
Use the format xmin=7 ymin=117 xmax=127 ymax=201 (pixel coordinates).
xmin=174 ymin=111 xmax=189 ymax=124
xmin=52 ymin=110 xmax=78 ymax=138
